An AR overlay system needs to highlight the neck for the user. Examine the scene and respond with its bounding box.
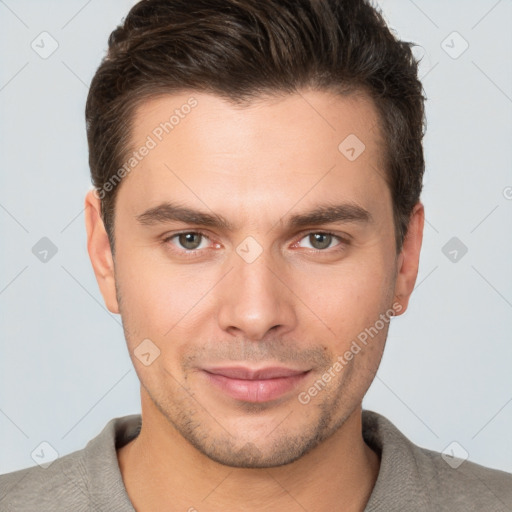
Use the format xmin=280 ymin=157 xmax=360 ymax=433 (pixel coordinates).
xmin=117 ymin=393 xmax=380 ymax=512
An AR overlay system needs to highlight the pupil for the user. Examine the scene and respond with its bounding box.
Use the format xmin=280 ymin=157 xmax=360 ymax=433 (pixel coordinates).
xmin=178 ymin=233 xmax=332 ymax=251
xmin=311 ymin=233 xmax=331 ymax=250
xmin=180 ymin=233 xmax=200 ymax=250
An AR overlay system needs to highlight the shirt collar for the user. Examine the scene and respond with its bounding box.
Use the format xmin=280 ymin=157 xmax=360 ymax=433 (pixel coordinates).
xmin=77 ymin=410 xmax=433 ymax=511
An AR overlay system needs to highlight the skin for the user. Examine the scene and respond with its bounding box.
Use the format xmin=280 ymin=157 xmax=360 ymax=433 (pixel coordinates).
xmin=85 ymin=89 xmax=424 ymax=512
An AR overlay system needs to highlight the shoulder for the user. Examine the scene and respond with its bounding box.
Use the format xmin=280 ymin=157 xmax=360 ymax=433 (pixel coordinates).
xmin=0 ymin=414 xmax=141 ymax=512
xmin=413 ymin=442 xmax=512 ymax=509
xmin=362 ymin=410 xmax=512 ymax=511
xmin=0 ymin=448 xmax=89 ymax=512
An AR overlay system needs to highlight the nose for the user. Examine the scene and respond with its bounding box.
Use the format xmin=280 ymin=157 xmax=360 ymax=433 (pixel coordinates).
xmin=215 ymin=245 xmax=298 ymax=341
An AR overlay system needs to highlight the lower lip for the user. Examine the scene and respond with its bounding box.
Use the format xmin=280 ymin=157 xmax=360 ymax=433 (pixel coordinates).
xmin=202 ymin=371 xmax=310 ymax=403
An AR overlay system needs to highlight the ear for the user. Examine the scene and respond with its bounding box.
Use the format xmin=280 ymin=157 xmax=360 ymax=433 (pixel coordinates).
xmin=393 ymin=202 xmax=424 ymax=316
xmin=84 ymin=189 xmax=119 ymax=314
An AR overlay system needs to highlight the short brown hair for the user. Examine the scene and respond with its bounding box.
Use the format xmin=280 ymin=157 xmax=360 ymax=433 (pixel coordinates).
xmin=86 ymin=0 xmax=425 ymax=254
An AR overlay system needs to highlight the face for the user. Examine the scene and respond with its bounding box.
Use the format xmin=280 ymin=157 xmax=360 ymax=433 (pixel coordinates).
xmin=86 ymin=89 xmax=423 ymax=468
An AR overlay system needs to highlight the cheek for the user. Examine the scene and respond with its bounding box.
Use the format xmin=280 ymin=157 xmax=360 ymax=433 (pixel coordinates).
xmin=114 ymin=247 xmax=184 ymax=337
xmin=114 ymin=231 xmax=395 ymax=356
xmin=293 ymin=253 xmax=394 ymax=339
xmin=114 ymin=245 xmax=224 ymax=356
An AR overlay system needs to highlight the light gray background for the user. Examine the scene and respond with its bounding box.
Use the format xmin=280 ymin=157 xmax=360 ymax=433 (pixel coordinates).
xmin=1 ymin=0 xmax=511 ymax=475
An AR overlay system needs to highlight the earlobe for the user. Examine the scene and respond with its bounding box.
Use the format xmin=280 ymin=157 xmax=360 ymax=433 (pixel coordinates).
xmin=392 ymin=202 xmax=425 ymax=316
xmin=84 ymin=189 xmax=119 ymax=314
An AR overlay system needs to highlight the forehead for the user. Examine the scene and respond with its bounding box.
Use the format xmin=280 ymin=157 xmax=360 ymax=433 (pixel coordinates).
xmin=118 ymin=89 xmax=389 ymax=223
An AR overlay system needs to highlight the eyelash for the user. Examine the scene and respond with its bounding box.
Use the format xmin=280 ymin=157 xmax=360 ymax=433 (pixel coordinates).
xmin=161 ymin=230 xmax=349 ymax=259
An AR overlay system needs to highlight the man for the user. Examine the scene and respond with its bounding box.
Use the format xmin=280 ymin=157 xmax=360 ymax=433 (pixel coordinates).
xmin=1 ymin=0 xmax=511 ymax=510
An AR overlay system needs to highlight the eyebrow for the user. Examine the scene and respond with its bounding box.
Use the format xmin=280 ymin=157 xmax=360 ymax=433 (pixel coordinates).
xmin=136 ymin=200 xmax=372 ymax=231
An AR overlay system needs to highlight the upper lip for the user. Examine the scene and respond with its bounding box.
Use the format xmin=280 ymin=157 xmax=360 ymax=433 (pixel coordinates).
xmin=203 ymin=366 xmax=310 ymax=380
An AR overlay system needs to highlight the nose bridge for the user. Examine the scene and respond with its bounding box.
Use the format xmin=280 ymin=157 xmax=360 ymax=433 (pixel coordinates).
xmin=216 ymin=237 xmax=296 ymax=340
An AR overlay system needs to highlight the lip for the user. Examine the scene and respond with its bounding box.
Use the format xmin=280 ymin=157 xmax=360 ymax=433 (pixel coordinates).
xmin=202 ymin=366 xmax=311 ymax=403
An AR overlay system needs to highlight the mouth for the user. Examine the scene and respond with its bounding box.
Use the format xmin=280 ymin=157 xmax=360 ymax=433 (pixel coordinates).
xmin=201 ymin=366 xmax=311 ymax=403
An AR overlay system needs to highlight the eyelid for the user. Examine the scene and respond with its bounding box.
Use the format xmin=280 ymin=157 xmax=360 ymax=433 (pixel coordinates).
xmin=294 ymin=227 xmax=350 ymax=240
xmin=162 ymin=229 xmax=350 ymax=255
xmin=292 ymin=230 xmax=349 ymax=250
xmin=163 ymin=229 xmax=351 ymax=252
xmin=162 ymin=230 xmax=216 ymax=252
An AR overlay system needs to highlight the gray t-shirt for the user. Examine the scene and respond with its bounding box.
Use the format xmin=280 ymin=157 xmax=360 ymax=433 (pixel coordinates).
xmin=1 ymin=410 xmax=511 ymax=511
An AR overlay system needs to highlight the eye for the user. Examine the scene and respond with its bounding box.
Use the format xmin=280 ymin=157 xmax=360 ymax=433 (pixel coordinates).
xmin=296 ymin=232 xmax=345 ymax=251
xmin=165 ymin=231 xmax=211 ymax=251
xmin=162 ymin=230 xmax=348 ymax=257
